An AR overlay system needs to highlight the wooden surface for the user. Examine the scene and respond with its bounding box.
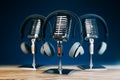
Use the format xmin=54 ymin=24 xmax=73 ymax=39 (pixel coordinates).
xmin=0 ymin=65 xmax=120 ymax=80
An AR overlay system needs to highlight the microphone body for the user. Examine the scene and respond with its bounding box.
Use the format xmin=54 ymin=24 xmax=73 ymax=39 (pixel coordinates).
xmin=28 ymin=19 xmax=41 ymax=40
xmin=52 ymin=15 xmax=71 ymax=42
xmin=84 ymin=18 xmax=98 ymax=41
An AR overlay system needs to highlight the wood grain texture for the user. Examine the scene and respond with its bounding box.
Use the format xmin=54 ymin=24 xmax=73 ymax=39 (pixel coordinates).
xmin=0 ymin=65 xmax=120 ymax=80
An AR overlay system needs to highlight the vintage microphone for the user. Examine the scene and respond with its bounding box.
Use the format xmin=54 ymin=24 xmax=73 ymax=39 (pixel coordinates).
xmin=53 ymin=15 xmax=71 ymax=42
xmin=28 ymin=19 xmax=41 ymax=70
xmin=84 ymin=18 xmax=98 ymax=69
xmin=43 ymin=10 xmax=81 ymax=74
xmin=53 ymin=15 xmax=72 ymax=74
xmin=80 ymin=13 xmax=109 ymax=70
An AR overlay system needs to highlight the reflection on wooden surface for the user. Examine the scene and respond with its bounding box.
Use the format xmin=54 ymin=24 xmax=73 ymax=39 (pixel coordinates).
xmin=0 ymin=65 xmax=120 ymax=80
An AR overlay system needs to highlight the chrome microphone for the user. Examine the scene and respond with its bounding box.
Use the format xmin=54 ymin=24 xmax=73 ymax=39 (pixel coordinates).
xmin=28 ymin=19 xmax=41 ymax=39
xmin=53 ymin=15 xmax=71 ymax=42
xmin=52 ymin=15 xmax=72 ymax=74
xmin=28 ymin=19 xmax=41 ymax=70
xmin=84 ymin=18 xmax=98 ymax=41
xmin=84 ymin=18 xmax=99 ymax=69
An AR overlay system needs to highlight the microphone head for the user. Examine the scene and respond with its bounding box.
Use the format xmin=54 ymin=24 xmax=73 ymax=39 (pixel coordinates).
xmin=52 ymin=15 xmax=71 ymax=42
xmin=82 ymin=18 xmax=99 ymax=41
xmin=27 ymin=19 xmax=42 ymax=40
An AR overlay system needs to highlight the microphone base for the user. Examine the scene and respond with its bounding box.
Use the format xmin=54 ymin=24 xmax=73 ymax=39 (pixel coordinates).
xmin=78 ymin=65 xmax=106 ymax=71
xmin=18 ymin=64 xmax=43 ymax=70
xmin=44 ymin=68 xmax=74 ymax=75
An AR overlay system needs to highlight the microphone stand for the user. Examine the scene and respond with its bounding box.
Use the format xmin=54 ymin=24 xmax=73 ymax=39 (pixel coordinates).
xmin=88 ymin=38 xmax=106 ymax=70
xmin=57 ymin=41 xmax=63 ymax=74
xmin=89 ymin=38 xmax=94 ymax=69
xmin=31 ymin=39 xmax=36 ymax=70
xmin=79 ymin=38 xmax=106 ymax=70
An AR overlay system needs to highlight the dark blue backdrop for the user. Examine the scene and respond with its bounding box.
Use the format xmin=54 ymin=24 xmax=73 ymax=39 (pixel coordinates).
xmin=0 ymin=0 xmax=120 ymax=66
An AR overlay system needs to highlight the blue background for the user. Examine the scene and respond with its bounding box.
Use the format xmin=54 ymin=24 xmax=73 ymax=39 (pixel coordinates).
xmin=0 ymin=0 xmax=120 ymax=66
